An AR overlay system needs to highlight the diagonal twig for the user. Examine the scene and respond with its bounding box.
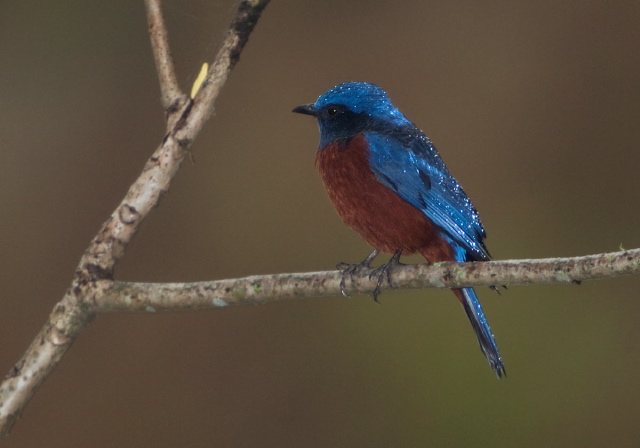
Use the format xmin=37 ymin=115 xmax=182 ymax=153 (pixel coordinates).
xmin=145 ymin=0 xmax=182 ymax=109
xmin=0 ymin=0 xmax=271 ymax=437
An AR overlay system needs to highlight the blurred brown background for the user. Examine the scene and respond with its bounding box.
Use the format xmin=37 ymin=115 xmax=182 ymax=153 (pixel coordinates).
xmin=1 ymin=0 xmax=640 ymax=446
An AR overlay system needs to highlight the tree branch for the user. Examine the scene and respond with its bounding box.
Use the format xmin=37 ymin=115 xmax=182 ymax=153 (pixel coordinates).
xmin=0 ymin=0 xmax=270 ymax=437
xmin=92 ymin=249 xmax=640 ymax=312
xmin=145 ymin=0 xmax=182 ymax=109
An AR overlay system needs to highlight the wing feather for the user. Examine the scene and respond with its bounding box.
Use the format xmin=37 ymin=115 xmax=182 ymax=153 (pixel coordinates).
xmin=365 ymin=130 xmax=489 ymax=262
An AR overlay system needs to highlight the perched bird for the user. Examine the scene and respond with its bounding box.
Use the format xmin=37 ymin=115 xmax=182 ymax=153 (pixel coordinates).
xmin=293 ymin=82 xmax=505 ymax=378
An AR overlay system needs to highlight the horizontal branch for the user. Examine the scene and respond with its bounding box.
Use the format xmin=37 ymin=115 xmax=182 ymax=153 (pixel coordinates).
xmin=95 ymin=248 xmax=640 ymax=312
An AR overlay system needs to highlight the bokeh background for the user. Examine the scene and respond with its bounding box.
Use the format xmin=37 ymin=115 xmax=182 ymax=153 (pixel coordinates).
xmin=1 ymin=0 xmax=640 ymax=446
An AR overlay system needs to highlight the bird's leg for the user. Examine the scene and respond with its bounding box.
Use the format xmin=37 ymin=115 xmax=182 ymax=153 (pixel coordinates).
xmin=368 ymin=249 xmax=403 ymax=302
xmin=336 ymin=249 xmax=380 ymax=298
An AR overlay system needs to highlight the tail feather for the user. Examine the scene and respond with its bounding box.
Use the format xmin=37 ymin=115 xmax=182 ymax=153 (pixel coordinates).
xmin=454 ymin=287 xmax=505 ymax=378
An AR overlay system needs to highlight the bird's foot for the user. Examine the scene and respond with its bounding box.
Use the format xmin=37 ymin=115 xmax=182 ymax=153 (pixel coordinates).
xmin=490 ymin=285 xmax=508 ymax=295
xmin=336 ymin=249 xmax=380 ymax=298
xmin=367 ymin=249 xmax=403 ymax=303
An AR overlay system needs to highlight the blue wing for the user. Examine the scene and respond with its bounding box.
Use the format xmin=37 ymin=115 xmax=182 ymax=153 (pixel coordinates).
xmin=364 ymin=128 xmax=489 ymax=262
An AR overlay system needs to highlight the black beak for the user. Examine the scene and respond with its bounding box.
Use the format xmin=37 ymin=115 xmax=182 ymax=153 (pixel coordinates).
xmin=292 ymin=103 xmax=317 ymax=116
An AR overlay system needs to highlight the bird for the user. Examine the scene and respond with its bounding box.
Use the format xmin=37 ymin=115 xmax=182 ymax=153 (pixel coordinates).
xmin=292 ymin=82 xmax=505 ymax=378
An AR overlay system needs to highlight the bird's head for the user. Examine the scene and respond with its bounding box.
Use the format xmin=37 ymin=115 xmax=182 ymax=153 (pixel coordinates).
xmin=293 ymin=82 xmax=410 ymax=147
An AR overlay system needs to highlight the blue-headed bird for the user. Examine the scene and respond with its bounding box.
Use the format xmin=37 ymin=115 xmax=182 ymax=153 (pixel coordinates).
xmin=293 ymin=82 xmax=505 ymax=377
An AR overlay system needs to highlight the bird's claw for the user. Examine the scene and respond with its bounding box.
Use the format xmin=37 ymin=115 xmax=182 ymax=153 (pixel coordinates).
xmin=336 ymin=249 xmax=402 ymax=301
xmin=367 ymin=249 xmax=403 ymax=302
xmin=490 ymin=285 xmax=508 ymax=295
xmin=336 ymin=249 xmax=380 ymax=298
xmin=337 ymin=260 xmax=369 ymax=298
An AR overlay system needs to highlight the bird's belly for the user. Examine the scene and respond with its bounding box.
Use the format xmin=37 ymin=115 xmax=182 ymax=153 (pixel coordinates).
xmin=316 ymin=134 xmax=442 ymax=255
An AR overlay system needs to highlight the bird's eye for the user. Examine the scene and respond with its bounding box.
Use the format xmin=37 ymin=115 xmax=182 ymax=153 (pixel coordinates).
xmin=327 ymin=106 xmax=338 ymax=116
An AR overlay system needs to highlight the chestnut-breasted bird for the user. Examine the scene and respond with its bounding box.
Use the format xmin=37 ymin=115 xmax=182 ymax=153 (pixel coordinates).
xmin=293 ymin=82 xmax=505 ymax=377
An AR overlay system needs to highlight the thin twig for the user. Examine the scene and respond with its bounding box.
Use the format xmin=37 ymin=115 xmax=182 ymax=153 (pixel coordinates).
xmin=0 ymin=0 xmax=271 ymax=437
xmin=145 ymin=0 xmax=182 ymax=109
xmin=93 ymin=249 xmax=640 ymax=312
xmin=174 ymin=0 xmax=270 ymax=140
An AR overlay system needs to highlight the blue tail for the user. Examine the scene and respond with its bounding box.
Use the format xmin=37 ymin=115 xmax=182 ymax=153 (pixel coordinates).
xmin=456 ymin=287 xmax=505 ymax=378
